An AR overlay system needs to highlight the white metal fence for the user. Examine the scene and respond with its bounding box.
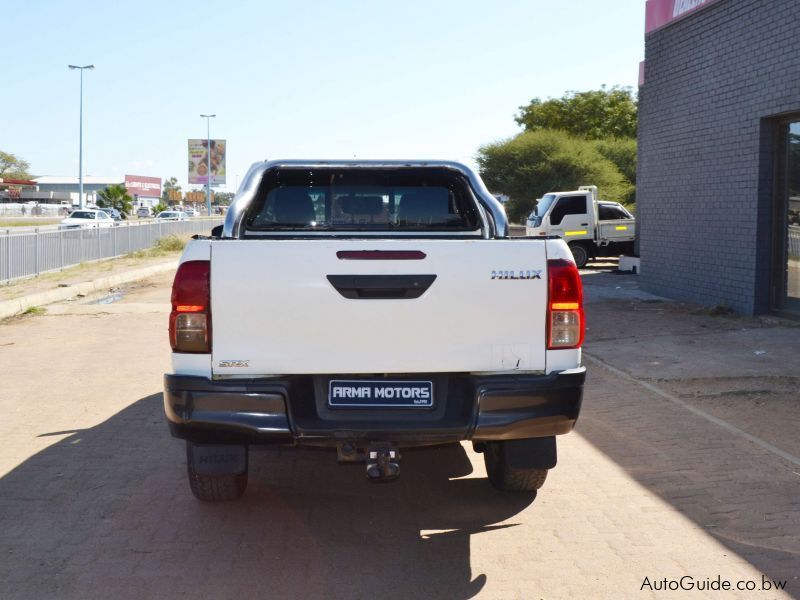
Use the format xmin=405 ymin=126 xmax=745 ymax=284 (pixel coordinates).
xmin=0 ymin=203 xmax=71 ymax=217
xmin=0 ymin=218 xmax=223 ymax=283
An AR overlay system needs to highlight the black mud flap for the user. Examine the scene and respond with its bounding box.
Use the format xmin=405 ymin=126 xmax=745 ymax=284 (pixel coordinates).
xmin=188 ymin=443 xmax=248 ymax=476
xmin=503 ymin=437 xmax=557 ymax=470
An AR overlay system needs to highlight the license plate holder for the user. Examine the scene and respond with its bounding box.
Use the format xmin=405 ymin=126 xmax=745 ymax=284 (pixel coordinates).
xmin=328 ymin=380 xmax=434 ymax=408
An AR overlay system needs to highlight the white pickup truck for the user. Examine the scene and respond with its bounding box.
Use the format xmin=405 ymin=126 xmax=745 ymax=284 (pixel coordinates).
xmin=525 ymin=185 xmax=635 ymax=268
xmin=164 ymin=160 xmax=585 ymax=501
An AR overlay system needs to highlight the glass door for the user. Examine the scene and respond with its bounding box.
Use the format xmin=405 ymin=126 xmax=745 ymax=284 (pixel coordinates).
xmin=776 ymin=121 xmax=800 ymax=311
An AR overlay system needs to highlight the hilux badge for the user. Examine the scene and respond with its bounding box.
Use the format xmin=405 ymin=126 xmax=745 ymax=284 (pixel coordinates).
xmin=218 ymin=360 xmax=250 ymax=368
xmin=491 ymin=270 xmax=542 ymax=280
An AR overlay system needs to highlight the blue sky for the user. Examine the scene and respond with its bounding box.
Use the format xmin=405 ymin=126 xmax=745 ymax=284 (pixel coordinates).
xmin=2 ymin=0 xmax=645 ymax=193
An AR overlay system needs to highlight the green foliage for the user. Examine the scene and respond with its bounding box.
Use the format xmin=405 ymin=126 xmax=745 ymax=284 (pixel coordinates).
xmin=153 ymin=201 xmax=168 ymax=214
xmin=213 ymin=192 xmax=235 ymax=206
xmin=154 ymin=235 xmax=187 ymax=252
xmin=515 ymin=86 xmax=638 ymax=140
xmin=96 ymin=183 xmax=133 ymax=217
xmin=479 ymin=86 xmax=639 ymax=215
xmin=594 ymin=137 xmax=637 ymax=203
xmin=162 ymin=176 xmax=181 ymax=202
xmin=477 ymin=130 xmax=633 ymax=223
xmin=0 ymin=150 xmax=33 ymax=179
xmin=128 ymin=235 xmax=190 ymax=259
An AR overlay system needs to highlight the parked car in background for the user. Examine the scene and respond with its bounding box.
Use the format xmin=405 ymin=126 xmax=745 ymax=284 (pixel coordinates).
xmin=137 ymin=206 xmax=153 ymax=218
xmin=59 ymin=209 xmax=115 ymax=229
xmin=184 ymin=208 xmax=199 ymax=217
xmin=156 ymin=211 xmax=189 ymax=221
xmin=98 ymin=207 xmax=122 ymax=221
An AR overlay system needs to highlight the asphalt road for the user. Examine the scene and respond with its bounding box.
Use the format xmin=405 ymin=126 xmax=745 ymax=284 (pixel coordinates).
xmin=0 ymin=272 xmax=796 ymax=599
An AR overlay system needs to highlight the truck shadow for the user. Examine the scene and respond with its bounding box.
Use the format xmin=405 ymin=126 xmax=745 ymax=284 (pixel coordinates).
xmin=0 ymin=393 xmax=535 ymax=600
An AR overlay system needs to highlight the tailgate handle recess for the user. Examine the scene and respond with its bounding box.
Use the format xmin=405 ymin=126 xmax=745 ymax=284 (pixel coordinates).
xmin=327 ymin=275 xmax=436 ymax=299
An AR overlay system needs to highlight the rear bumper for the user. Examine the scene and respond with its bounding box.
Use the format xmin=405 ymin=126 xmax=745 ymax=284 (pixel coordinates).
xmin=163 ymin=368 xmax=585 ymax=446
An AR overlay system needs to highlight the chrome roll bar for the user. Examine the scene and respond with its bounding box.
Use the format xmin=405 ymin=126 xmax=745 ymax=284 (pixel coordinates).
xmin=222 ymin=160 xmax=508 ymax=239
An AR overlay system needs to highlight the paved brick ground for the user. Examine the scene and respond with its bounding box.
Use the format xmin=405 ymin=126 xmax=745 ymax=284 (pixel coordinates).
xmin=0 ymin=273 xmax=797 ymax=599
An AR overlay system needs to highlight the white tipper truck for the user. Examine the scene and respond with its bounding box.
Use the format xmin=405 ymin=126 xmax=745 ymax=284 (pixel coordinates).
xmin=525 ymin=185 xmax=635 ymax=268
xmin=164 ymin=160 xmax=585 ymax=501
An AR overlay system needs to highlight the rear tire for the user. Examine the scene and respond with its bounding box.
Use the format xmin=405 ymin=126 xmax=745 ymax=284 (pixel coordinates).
xmin=569 ymin=243 xmax=589 ymax=269
xmin=483 ymin=441 xmax=548 ymax=492
xmin=186 ymin=442 xmax=248 ymax=501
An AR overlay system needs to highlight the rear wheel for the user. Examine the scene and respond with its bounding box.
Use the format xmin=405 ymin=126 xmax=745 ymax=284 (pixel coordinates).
xmin=569 ymin=243 xmax=589 ymax=269
xmin=483 ymin=441 xmax=548 ymax=492
xmin=186 ymin=442 xmax=248 ymax=501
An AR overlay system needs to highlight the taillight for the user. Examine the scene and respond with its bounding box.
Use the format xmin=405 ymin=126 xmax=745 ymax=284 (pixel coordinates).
xmin=169 ymin=260 xmax=211 ymax=353
xmin=547 ymin=259 xmax=584 ymax=349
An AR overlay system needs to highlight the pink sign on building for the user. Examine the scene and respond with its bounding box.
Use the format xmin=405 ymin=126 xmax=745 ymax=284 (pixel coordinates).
xmin=125 ymin=175 xmax=161 ymax=199
xmin=645 ymin=0 xmax=723 ymax=34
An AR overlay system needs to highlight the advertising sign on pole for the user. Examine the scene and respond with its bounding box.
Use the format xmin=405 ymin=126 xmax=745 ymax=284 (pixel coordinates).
xmin=124 ymin=175 xmax=162 ymax=198
xmin=188 ymin=139 xmax=226 ymax=185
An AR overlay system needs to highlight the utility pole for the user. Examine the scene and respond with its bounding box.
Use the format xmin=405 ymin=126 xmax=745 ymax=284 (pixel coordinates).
xmin=200 ymin=114 xmax=216 ymax=216
xmin=68 ymin=64 xmax=95 ymax=209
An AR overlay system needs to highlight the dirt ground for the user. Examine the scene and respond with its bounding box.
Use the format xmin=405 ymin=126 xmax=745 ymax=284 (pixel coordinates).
xmin=581 ymin=265 xmax=800 ymax=461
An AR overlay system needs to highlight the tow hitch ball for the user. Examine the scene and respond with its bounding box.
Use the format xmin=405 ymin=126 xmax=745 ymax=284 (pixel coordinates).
xmin=366 ymin=445 xmax=400 ymax=481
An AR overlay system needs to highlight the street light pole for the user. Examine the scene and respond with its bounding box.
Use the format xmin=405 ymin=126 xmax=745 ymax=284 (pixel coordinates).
xmin=68 ymin=65 xmax=95 ymax=209
xmin=200 ymin=114 xmax=216 ymax=216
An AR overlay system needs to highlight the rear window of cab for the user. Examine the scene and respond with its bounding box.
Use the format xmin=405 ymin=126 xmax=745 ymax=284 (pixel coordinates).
xmin=244 ymin=168 xmax=481 ymax=233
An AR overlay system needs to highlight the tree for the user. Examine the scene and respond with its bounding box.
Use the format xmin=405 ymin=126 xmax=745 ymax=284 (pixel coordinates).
xmin=153 ymin=201 xmax=168 ymax=215
xmin=162 ymin=176 xmax=181 ymax=202
xmin=213 ymin=192 xmax=235 ymax=206
xmin=481 ymin=86 xmax=640 ymax=211
xmin=477 ymin=129 xmax=633 ymax=223
xmin=96 ymin=184 xmax=133 ymax=218
xmin=515 ymin=86 xmax=638 ymax=140
xmin=594 ymin=137 xmax=637 ymax=203
xmin=0 ymin=151 xmax=33 ymax=179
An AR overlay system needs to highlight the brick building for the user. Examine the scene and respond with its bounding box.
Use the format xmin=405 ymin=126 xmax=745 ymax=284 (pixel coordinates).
xmin=638 ymin=0 xmax=800 ymax=315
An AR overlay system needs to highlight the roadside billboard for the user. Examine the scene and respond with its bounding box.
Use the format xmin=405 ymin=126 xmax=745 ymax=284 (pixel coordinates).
xmin=188 ymin=139 xmax=226 ymax=185
xmin=124 ymin=175 xmax=161 ymax=198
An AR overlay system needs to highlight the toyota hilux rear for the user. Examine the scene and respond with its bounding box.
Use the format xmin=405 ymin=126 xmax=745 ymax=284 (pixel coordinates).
xmin=164 ymin=160 xmax=585 ymax=501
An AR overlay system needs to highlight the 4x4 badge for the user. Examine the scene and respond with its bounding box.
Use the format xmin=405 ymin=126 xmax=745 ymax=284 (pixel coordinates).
xmin=218 ymin=360 xmax=250 ymax=368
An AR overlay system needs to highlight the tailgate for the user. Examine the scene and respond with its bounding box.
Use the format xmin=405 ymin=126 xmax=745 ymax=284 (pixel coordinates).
xmin=598 ymin=219 xmax=635 ymax=242
xmin=210 ymin=239 xmax=548 ymax=375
